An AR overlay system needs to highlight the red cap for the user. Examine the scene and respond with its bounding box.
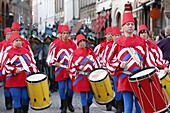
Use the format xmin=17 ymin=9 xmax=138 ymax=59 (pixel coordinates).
xmin=122 ymin=12 xmax=135 ymax=26
xmin=138 ymin=24 xmax=148 ymax=33
xmin=11 ymin=22 xmax=20 ymax=31
xmin=10 ymin=32 xmax=22 ymax=43
xmin=61 ymin=25 xmax=70 ymax=33
xmin=76 ymin=34 xmax=87 ymax=44
xmin=112 ymin=27 xmax=121 ymax=35
xmin=4 ymin=27 xmax=11 ymax=36
xmin=58 ymin=25 xmax=63 ymax=33
xmin=105 ymin=26 xmax=112 ymax=35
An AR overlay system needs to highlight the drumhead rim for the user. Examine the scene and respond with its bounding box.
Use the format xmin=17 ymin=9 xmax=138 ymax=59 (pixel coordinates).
xmin=88 ymin=68 xmax=108 ymax=82
xmin=30 ymin=102 xmax=52 ymax=110
xmin=129 ymin=67 xmax=156 ymax=81
xmin=157 ymin=68 xmax=168 ymax=80
xmin=26 ymin=74 xmax=47 ymax=83
xmin=154 ymin=103 xmax=170 ymax=113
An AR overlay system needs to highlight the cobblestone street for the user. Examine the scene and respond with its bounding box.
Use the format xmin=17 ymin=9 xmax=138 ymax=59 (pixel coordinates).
xmin=0 ymin=87 xmax=116 ymax=113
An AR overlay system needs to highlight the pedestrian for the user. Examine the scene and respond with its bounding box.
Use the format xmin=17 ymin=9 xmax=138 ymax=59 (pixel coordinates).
xmin=155 ymin=29 xmax=165 ymax=42
xmin=0 ymin=27 xmax=13 ymax=110
xmin=46 ymin=25 xmax=76 ymax=113
xmin=2 ymin=32 xmax=39 ymax=113
xmin=157 ymin=25 xmax=170 ymax=63
xmin=69 ymin=34 xmax=100 ymax=113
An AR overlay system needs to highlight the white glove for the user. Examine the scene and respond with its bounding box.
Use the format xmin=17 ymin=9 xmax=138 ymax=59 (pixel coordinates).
xmin=120 ymin=61 xmax=127 ymax=68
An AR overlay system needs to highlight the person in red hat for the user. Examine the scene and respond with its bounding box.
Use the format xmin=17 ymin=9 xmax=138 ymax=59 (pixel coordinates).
xmin=106 ymin=12 xmax=169 ymax=113
xmin=46 ymin=25 xmax=63 ymax=65
xmin=11 ymin=22 xmax=36 ymax=64
xmin=47 ymin=25 xmax=76 ymax=113
xmin=69 ymin=34 xmax=100 ymax=113
xmin=46 ymin=25 xmax=64 ymax=93
xmin=94 ymin=26 xmax=115 ymax=111
xmin=0 ymin=27 xmax=13 ymax=110
xmin=105 ymin=26 xmax=124 ymax=113
xmin=94 ymin=26 xmax=113 ymax=68
xmin=138 ymin=24 xmax=169 ymax=67
xmin=1 ymin=32 xmax=38 ymax=113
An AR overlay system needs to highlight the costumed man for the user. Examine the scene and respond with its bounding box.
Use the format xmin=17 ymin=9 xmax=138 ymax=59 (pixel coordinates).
xmin=0 ymin=27 xmax=13 ymax=110
xmin=46 ymin=25 xmax=63 ymax=92
xmin=106 ymin=26 xmax=124 ymax=113
xmin=106 ymin=12 xmax=169 ymax=113
xmin=106 ymin=12 xmax=143 ymax=113
xmin=47 ymin=25 xmax=76 ymax=113
xmin=138 ymin=24 xmax=169 ymax=68
xmin=69 ymin=34 xmax=100 ymax=113
xmin=11 ymin=22 xmax=36 ymax=65
xmin=94 ymin=26 xmax=114 ymax=111
xmin=2 ymin=32 xmax=39 ymax=113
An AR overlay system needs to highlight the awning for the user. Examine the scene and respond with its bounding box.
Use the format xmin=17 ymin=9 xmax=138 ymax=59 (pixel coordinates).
xmin=72 ymin=22 xmax=82 ymax=34
xmin=92 ymin=11 xmax=111 ymax=34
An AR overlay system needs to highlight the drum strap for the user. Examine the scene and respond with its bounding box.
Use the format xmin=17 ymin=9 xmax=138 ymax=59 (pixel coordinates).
xmin=127 ymin=47 xmax=143 ymax=68
xmin=18 ymin=56 xmax=30 ymax=72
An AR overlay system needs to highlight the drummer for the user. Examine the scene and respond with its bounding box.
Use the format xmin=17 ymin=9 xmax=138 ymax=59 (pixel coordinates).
xmin=46 ymin=25 xmax=76 ymax=113
xmin=138 ymin=24 xmax=169 ymax=68
xmin=69 ymin=34 xmax=100 ymax=113
xmin=1 ymin=32 xmax=39 ymax=113
xmin=107 ymin=12 xmax=169 ymax=113
xmin=106 ymin=26 xmax=124 ymax=113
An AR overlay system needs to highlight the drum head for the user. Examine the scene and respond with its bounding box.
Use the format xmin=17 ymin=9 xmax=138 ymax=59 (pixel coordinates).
xmin=157 ymin=69 xmax=167 ymax=80
xmin=88 ymin=68 xmax=108 ymax=82
xmin=26 ymin=73 xmax=47 ymax=83
xmin=129 ymin=67 xmax=156 ymax=81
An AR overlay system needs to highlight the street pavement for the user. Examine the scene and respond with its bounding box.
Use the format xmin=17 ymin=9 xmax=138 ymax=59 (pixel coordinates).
xmin=0 ymin=87 xmax=116 ymax=113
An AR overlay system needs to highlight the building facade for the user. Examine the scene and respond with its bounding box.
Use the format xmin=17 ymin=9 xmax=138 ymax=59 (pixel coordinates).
xmin=10 ymin=0 xmax=32 ymax=30
xmin=32 ymin=0 xmax=55 ymax=33
xmin=0 ymin=0 xmax=10 ymax=40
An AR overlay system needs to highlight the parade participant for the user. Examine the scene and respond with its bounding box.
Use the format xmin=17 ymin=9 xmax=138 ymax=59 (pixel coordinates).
xmin=94 ymin=27 xmax=113 ymax=68
xmin=47 ymin=25 xmax=76 ymax=113
xmin=46 ymin=25 xmax=64 ymax=93
xmin=107 ymin=12 xmax=169 ymax=113
xmin=94 ymin=26 xmax=114 ymax=111
xmin=138 ymin=24 xmax=169 ymax=68
xmin=11 ymin=22 xmax=36 ymax=64
xmin=106 ymin=26 xmax=124 ymax=113
xmin=2 ymin=32 xmax=38 ymax=113
xmin=0 ymin=27 xmax=13 ymax=110
xmin=69 ymin=34 xmax=100 ymax=113
xmin=46 ymin=25 xmax=63 ymax=66
xmin=107 ymin=12 xmax=143 ymax=113
xmin=157 ymin=25 xmax=170 ymax=63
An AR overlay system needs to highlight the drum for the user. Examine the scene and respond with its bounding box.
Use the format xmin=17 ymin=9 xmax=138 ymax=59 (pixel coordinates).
xmin=26 ymin=73 xmax=52 ymax=110
xmin=129 ymin=67 xmax=169 ymax=113
xmin=88 ymin=68 xmax=115 ymax=104
xmin=157 ymin=69 xmax=170 ymax=102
